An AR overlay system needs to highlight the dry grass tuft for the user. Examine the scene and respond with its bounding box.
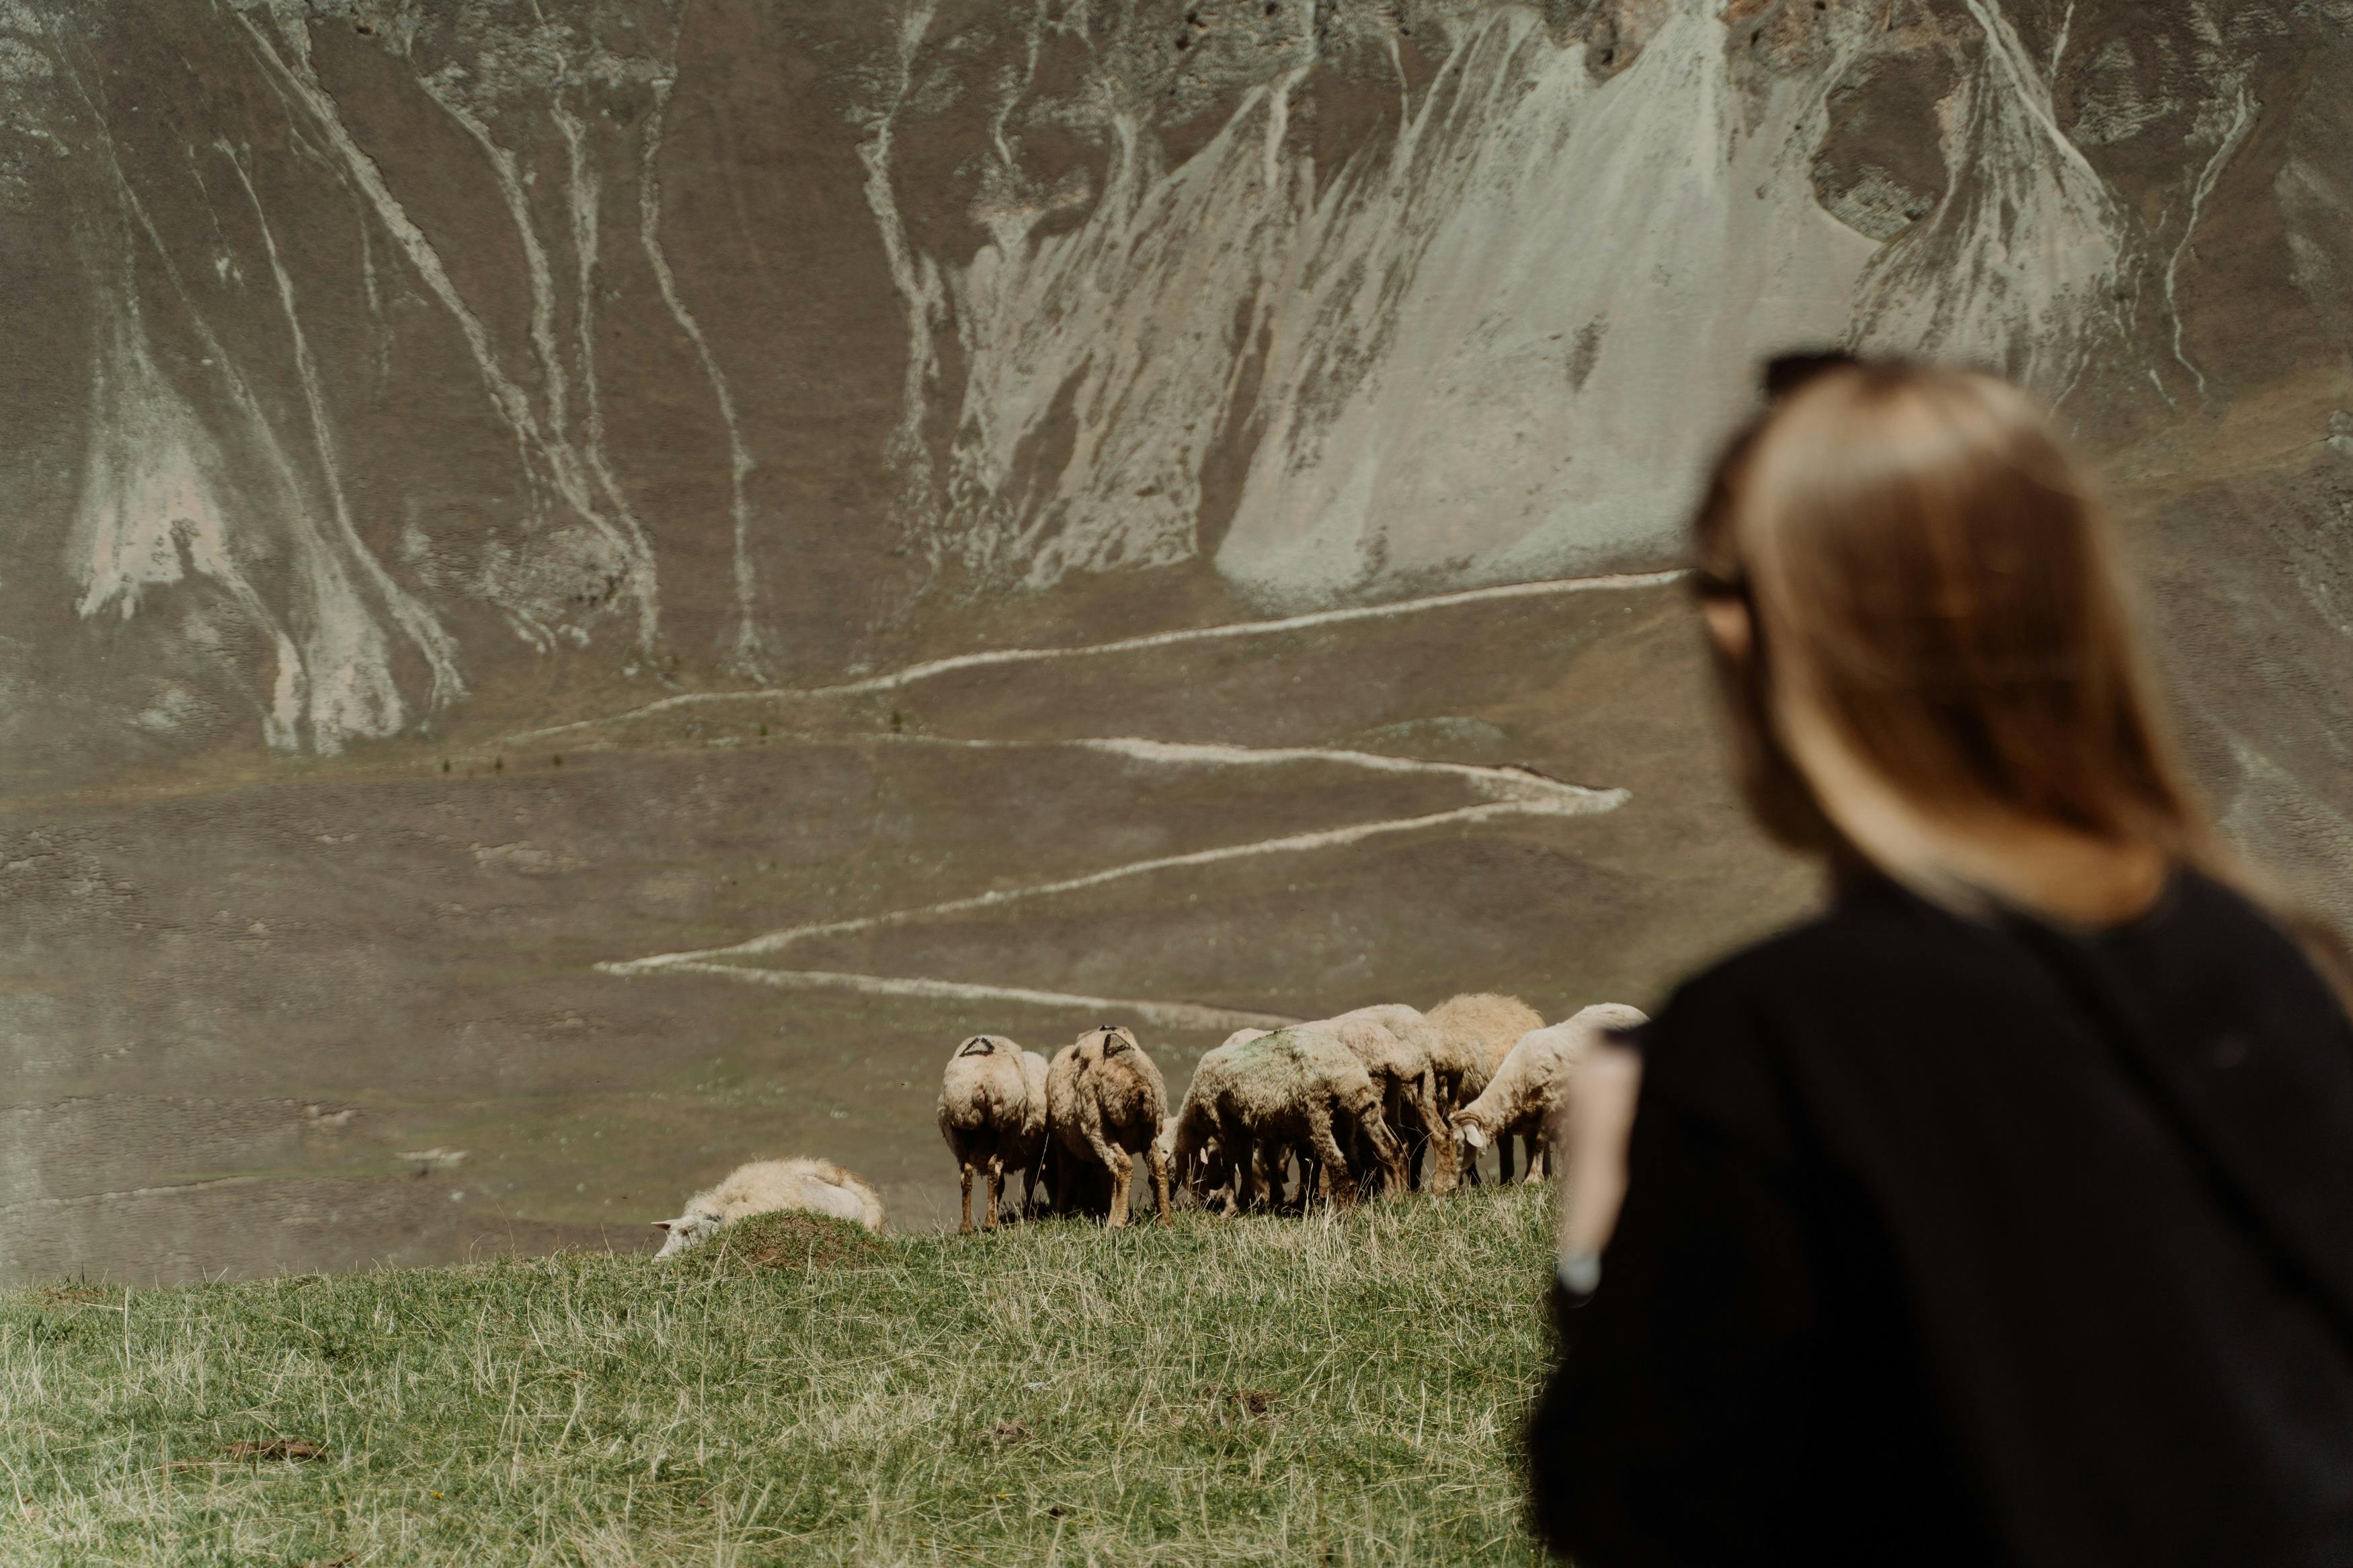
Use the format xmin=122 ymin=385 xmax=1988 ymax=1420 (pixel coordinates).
xmin=33 ymin=1283 xmax=114 ymax=1310
xmin=682 ymin=1210 xmax=887 ymax=1272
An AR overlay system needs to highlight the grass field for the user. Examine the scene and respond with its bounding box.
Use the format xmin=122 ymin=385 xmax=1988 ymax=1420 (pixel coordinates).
xmin=0 ymin=1184 xmax=1559 ymax=1565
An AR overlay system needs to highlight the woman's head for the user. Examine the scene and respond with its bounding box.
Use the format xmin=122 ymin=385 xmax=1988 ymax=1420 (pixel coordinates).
xmin=1693 ymin=356 xmax=2204 ymax=915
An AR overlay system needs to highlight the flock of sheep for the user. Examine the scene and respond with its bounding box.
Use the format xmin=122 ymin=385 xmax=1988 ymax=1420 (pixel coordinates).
xmin=649 ymin=994 xmax=1645 ymax=1252
xmin=938 ymin=995 xmax=1648 ymax=1231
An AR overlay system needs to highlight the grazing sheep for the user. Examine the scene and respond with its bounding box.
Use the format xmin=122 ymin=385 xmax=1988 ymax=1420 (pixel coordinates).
xmin=937 ymin=1034 xmax=1050 ymax=1233
xmin=653 ymin=1157 xmax=885 ymax=1257
xmin=1427 ymin=993 xmax=1546 ymax=1181
xmin=1045 ymin=1025 xmax=1172 ymax=1228
xmin=1171 ymin=1024 xmax=1406 ymax=1212
xmin=1321 ymin=1007 xmax=1458 ymax=1195
xmin=1162 ymin=1108 xmax=1295 ymax=1214
xmin=1451 ymin=1003 xmax=1649 ymax=1184
xmin=1336 ymin=1002 xmax=1479 ymax=1190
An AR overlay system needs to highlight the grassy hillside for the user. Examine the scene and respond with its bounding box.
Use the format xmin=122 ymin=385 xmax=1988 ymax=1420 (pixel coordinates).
xmin=0 ymin=1186 xmax=1559 ymax=1566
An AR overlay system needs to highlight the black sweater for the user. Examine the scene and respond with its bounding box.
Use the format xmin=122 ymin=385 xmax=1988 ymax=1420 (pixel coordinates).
xmin=1528 ymin=870 xmax=2353 ymax=1567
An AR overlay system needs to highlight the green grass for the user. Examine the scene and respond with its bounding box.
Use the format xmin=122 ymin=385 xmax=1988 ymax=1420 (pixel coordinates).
xmin=0 ymin=1185 xmax=1558 ymax=1565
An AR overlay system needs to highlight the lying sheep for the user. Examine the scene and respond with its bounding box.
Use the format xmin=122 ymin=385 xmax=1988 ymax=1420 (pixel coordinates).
xmin=653 ymin=1157 xmax=885 ymax=1257
xmin=1321 ymin=1007 xmax=1457 ymax=1195
xmin=1170 ymin=1024 xmax=1406 ymax=1212
xmin=1427 ymin=993 xmax=1546 ymax=1181
xmin=1450 ymin=1003 xmax=1648 ymax=1184
xmin=937 ymin=1034 xmax=1050 ymax=1233
xmin=1045 ymin=1024 xmax=1172 ymax=1228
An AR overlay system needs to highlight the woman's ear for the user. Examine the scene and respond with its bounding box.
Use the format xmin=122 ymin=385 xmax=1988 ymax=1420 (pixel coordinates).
xmin=1702 ymin=595 xmax=1753 ymax=661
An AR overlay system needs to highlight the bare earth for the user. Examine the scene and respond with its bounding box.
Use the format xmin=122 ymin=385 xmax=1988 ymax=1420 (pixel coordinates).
xmin=0 ymin=573 xmax=1816 ymax=1284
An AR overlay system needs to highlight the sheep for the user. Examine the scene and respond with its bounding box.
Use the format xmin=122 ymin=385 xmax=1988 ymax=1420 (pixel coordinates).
xmin=1045 ymin=1024 xmax=1172 ymax=1227
xmin=937 ymin=1034 xmax=1050 ymax=1233
xmin=1170 ymin=1024 xmax=1406 ymax=1212
xmin=1427 ymin=993 xmax=1546 ymax=1182
xmin=1450 ymin=1003 xmax=1649 ymax=1184
xmin=1320 ymin=1007 xmax=1458 ymax=1195
xmin=1332 ymin=1002 xmax=1482 ymax=1190
xmin=1162 ymin=1106 xmax=1300 ymax=1214
xmin=652 ymin=1157 xmax=885 ymax=1257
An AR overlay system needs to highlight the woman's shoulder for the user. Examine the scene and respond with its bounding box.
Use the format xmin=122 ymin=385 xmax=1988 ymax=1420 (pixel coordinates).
xmin=1646 ymin=865 xmax=2348 ymax=1073
xmin=1626 ymin=907 xmax=1907 ymax=1159
xmin=1636 ymin=880 xmax=2043 ymax=1134
xmin=1653 ymin=878 xmax=1968 ymax=1024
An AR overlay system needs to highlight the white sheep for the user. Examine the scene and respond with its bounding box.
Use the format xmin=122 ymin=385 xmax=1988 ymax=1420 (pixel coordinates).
xmin=938 ymin=1034 xmax=1051 ymax=1233
xmin=1450 ymin=1003 xmax=1648 ymax=1183
xmin=1320 ymin=1007 xmax=1456 ymax=1194
xmin=1044 ymin=1025 xmax=1171 ymax=1228
xmin=653 ymin=1157 xmax=885 ymax=1257
xmin=1427 ymin=993 xmax=1546 ymax=1181
xmin=1169 ymin=1024 xmax=1405 ymax=1212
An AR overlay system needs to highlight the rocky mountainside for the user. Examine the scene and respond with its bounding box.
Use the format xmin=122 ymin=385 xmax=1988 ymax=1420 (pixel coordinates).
xmin=3 ymin=0 xmax=2346 ymax=775
xmin=7 ymin=0 xmax=2353 ymax=1278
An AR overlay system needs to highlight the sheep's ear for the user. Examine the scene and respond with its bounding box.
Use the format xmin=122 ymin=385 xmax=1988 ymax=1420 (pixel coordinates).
xmin=651 ymin=1221 xmax=673 ymax=1232
xmin=956 ymin=1035 xmax=992 ymax=1057
xmin=1101 ymin=1030 xmax=1128 ymax=1055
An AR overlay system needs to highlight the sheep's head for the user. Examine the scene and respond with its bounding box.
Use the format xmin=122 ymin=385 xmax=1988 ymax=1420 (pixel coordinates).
xmin=1451 ymin=1106 xmax=1492 ymax=1151
xmin=651 ymin=1211 xmax=721 ymax=1259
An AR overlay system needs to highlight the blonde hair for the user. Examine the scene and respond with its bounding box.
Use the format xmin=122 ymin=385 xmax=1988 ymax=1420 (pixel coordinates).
xmin=1686 ymin=358 xmax=2353 ymax=971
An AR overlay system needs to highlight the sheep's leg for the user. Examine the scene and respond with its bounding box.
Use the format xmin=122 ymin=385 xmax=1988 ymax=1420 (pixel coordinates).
xmin=1260 ymin=1145 xmax=1289 ymax=1210
xmin=959 ymin=1163 xmax=975 ymax=1235
xmin=1417 ymin=1071 xmax=1460 ymax=1192
xmin=1020 ymin=1157 xmax=1041 ymax=1221
xmin=984 ymin=1154 xmax=1005 ymax=1231
xmin=1498 ymin=1132 xmax=1516 ymax=1186
xmin=1307 ymin=1106 xmax=1351 ymax=1210
xmin=1408 ymin=1073 xmax=1456 ymax=1196
xmin=1147 ymin=1139 xmax=1172 ymax=1227
xmin=1364 ymin=1108 xmax=1410 ymax=1198
xmin=1089 ymin=1129 xmax=1134 ymax=1229
xmin=1380 ymin=1080 xmax=1413 ymax=1200
xmin=1109 ymin=1149 xmax=1134 ymax=1228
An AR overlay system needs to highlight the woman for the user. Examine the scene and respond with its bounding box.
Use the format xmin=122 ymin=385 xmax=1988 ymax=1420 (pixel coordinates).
xmin=1527 ymin=358 xmax=2353 ymax=1566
